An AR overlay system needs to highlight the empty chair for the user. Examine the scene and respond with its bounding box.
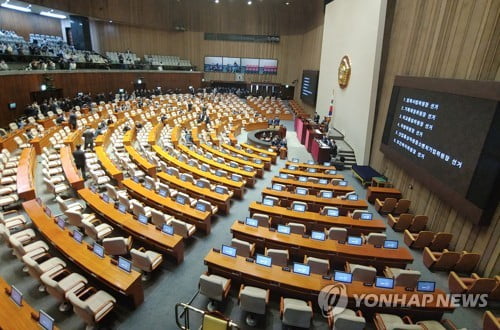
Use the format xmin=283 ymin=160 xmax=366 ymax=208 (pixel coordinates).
xmin=363 ymin=233 xmax=387 ymax=246
xmin=393 ymin=199 xmax=411 ymax=215
xmin=197 ymin=199 xmax=218 ymax=214
xmin=326 ymin=227 xmax=348 ymax=242
xmin=130 ymin=247 xmax=163 ymax=280
xmin=0 ymin=210 xmax=28 ymax=231
xmin=82 ymin=218 xmax=113 ymax=242
xmin=64 ymin=209 xmax=96 ymax=228
xmin=404 ymin=230 xmax=434 ymax=249
xmin=215 ymin=184 xmax=233 ymax=198
xmin=177 ymin=192 xmax=197 ymax=207
xmin=304 ymin=255 xmax=330 ymax=276
xmin=265 ymin=248 xmax=289 ymax=267
xmin=150 ymin=209 xmax=174 ymax=229
xmin=105 ymin=184 xmax=127 ymax=201
xmin=40 ymin=269 xmax=88 ymax=312
xmin=239 ymin=285 xmax=270 ymax=327
xmin=67 ymin=288 xmax=116 ymax=329
xmin=90 ymin=169 xmax=111 ymax=186
xmin=170 ymin=219 xmax=196 ymax=238
xmin=383 ymin=267 xmax=421 ymax=289
xmin=130 ymin=200 xmax=152 ymax=218
xmin=166 ymin=166 xmax=180 ymax=177
xmin=9 ymin=237 xmax=49 ymax=260
xmin=483 ymin=311 xmax=500 ymax=330
xmin=231 ymin=238 xmax=255 ymax=257
xmin=345 ymin=262 xmax=377 ymax=284
xmin=329 ymin=309 xmax=366 ymax=330
xmin=290 ymin=201 xmax=307 ymax=212
xmin=373 ymin=313 xmax=424 ymax=330
xmin=350 ymin=210 xmax=365 ymax=219
xmin=286 ymin=222 xmax=306 ymax=235
xmin=180 ymin=173 xmax=194 ymax=183
xmin=56 ymin=195 xmax=85 ymax=213
xmin=388 ymin=213 xmax=414 ymax=232
xmin=102 ymin=236 xmax=132 ymax=256
xmin=197 ymin=178 xmax=215 ymax=190
xmin=199 ymin=273 xmax=231 ymax=311
xmin=374 ymin=197 xmax=397 ymax=214
xmin=454 ymin=251 xmax=481 ymax=274
xmin=448 ymin=271 xmax=497 ymax=295
xmin=263 ymin=195 xmax=279 ymax=206
xmin=428 ymin=232 xmax=453 ymax=251
xmin=423 ymin=247 xmax=461 ymax=271
xmin=0 ymin=226 xmax=36 ymax=246
xmin=157 ymin=182 xmax=177 ymax=198
xmin=22 ymin=253 xmax=67 ymax=292
xmin=408 ymin=215 xmax=428 ymax=232
xmin=252 ymin=213 xmax=270 ymax=227
xmin=44 ymin=177 xmax=70 ymax=196
xmin=280 ymin=297 xmax=313 ymax=329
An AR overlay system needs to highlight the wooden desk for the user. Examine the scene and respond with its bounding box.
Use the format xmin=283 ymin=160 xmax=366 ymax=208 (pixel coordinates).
xmin=122 ymin=128 xmax=134 ymax=146
xmin=125 ymin=145 xmax=157 ymax=178
xmin=230 ymin=221 xmax=413 ymax=269
xmin=0 ymin=277 xmax=59 ymax=330
xmin=78 ymin=188 xmax=184 ymax=263
xmin=37 ymin=116 xmax=56 ymax=129
xmin=200 ymin=143 xmax=264 ymax=178
xmin=244 ymin=121 xmax=269 ymax=131
xmin=366 ymin=186 xmax=403 ymax=203
xmin=271 ymin=176 xmax=354 ymax=197
xmin=148 ymin=123 xmax=162 ymax=146
xmin=279 ymin=168 xmax=344 ymax=180
xmin=153 ymin=145 xmax=245 ymax=200
xmin=157 ymin=172 xmax=231 ymax=214
xmin=30 ymin=126 xmax=57 ymax=155
xmin=221 ymin=143 xmax=272 ymax=170
xmin=240 ymin=142 xmax=277 ymax=164
xmin=16 ymin=147 xmax=36 ymax=201
xmin=171 ymin=126 xmax=180 ymax=147
xmin=178 ymin=145 xmax=256 ymax=188
xmin=60 ymin=146 xmax=85 ymax=190
xmin=285 ymin=161 xmax=336 ymax=171
xmin=95 ymin=146 xmax=123 ymax=182
xmin=249 ymin=202 xmax=385 ymax=235
xmin=121 ymin=179 xmax=212 ymax=234
xmin=0 ymin=126 xmax=34 ymax=152
xmin=22 ymin=200 xmax=144 ymax=307
xmin=204 ymin=251 xmax=454 ymax=320
xmin=261 ymin=188 xmax=368 ymax=215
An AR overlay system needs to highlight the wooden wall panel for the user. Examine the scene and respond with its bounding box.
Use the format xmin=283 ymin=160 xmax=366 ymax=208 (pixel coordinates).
xmin=0 ymin=71 xmax=202 ymax=128
xmin=371 ymin=0 xmax=500 ymax=277
xmin=0 ymin=8 xmax=62 ymax=39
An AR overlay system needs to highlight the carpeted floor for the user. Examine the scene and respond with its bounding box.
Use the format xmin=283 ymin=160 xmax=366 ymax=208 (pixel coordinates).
xmin=0 ymin=119 xmax=488 ymax=330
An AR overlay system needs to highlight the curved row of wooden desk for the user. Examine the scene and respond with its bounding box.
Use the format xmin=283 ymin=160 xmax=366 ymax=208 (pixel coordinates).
xmin=23 ymin=199 xmax=144 ymax=307
xmin=16 ymin=147 xmax=36 ymax=201
xmin=78 ymin=188 xmax=184 ymax=263
xmin=220 ymin=143 xmax=272 ymax=170
xmin=249 ymin=202 xmax=385 ymax=235
xmin=271 ymin=176 xmax=354 ymax=196
xmin=121 ymin=179 xmax=213 ymax=234
xmin=177 ymin=144 xmax=257 ymax=188
xmin=261 ymin=188 xmax=368 ymax=215
xmin=204 ymin=250 xmax=454 ymax=320
xmin=157 ymin=171 xmax=231 ymax=214
xmin=279 ymin=168 xmax=343 ymax=180
xmin=60 ymin=145 xmax=85 ymax=190
xmin=285 ymin=160 xmax=336 ymax=171
xmin=153 ymin=145 xmax=245 ymax=199
xmin=240 ymin=142 xmax=277 ymax=164
xmin=230 ymin=221 xmax=413 ymax=270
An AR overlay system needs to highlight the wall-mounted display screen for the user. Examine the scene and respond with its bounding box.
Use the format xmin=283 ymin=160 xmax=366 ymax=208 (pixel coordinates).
xmin=222 ymin=57 xmax=241 ymax=73
xmin=300 ymin=70 xmax=319 ymax=106
xmin=205 ymin=56 xmax=277 ymax=75
xmin=241 ymin=58 xmax=259 ymax=74
xmin=204 ymin=56 xmax=223 ymax=72
xmin=259 ymin=59 xmax=278 ymax=75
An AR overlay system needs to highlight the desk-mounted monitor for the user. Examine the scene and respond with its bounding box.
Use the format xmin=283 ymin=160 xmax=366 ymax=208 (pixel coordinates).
xmin=326 ymin=208 xmax=339 ymax=217
xmin=311 ymin=230 xmax=326 ymax=241
xmin=221 ymin=244 xmax=237 ymax=258
xmin=38 ymin=310 xmax=54 ymax=330
xmin=245 ymin=217 xmax=258 ymax=227
xmin=118 ymin=256 xmax=132 ymax=273
xmin=293 ymin=204 xmax=306 ymax=212
xmin=383 ymin=240 xmax=399 ymax=249
xmin=162 ymin=224 xmax=174 ymax=235
xmin=296 ymin=188 xmax=307 ymax=195
xmin=293 ymin=263 xmax=311 ymax=276
xmin=334 ymin=271 xmax=353 ymax=283
xmin=347 ymin=236 xmax=362 ymax=246
xmin=321 ymin=191 xmax=333 ymax=199
xmin=255 ymin=254 xmax=272 ymax=267
xmin=375 ymin=277 xmax=394 ymax=289
xmin=93 ymin=243 xmax=104 ymax=258
xmin=360 ymin=212 xmax=373 ymax=220
xmin=10 ymin=285 xmax=22 ymax=306
xmin=277 ymin=225 xmax=291 ymax=235
xmin=417 ymin=281 xmax=436 ymax=292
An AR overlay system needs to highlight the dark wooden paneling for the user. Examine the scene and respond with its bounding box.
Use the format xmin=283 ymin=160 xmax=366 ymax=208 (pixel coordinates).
xmin=0 ymin=8 xmax=62 ymax=39
xmin=0 ymin=71 xmax=202 ymax=128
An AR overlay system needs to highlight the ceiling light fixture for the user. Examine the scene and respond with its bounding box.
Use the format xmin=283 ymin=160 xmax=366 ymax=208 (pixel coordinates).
xmin=247 ymin=0 xmax=252 ymax=5
xmin=214 ymin=0 xmax=219 ymax=3
xmin=40 ymin=10 xmax=67 ymax=19
xmin=1 ymin=2 xmax=32 ymax=12
xmin=285 ymin=1 xmax=291 ymax=5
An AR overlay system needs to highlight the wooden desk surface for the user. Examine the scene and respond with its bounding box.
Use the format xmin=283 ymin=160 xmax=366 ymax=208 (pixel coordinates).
xmin=16 ymin=147 xmax=36 ymax=201
xmin=261 ymin=188 xmax=368 ymax=212
xmin=95 ymin=146 xmax=123 ymax=182
xmin=204 ymin=251 xmax=454 ymax=317
xmin=157 ymin=172 xmax=230 ymax=214
xmin=221 ymin=143 xmax=272 ymax=163
xmin=279 ymin=168 xmax=344 ymax=180
xmin=121 ymin=179 xmax=212 ymax=233
xmin=231 ymin=221 xmax=413 ymax=269
xmin=22 ymin=199 xmax=144 ymax=307
xmin=249 ymin=202 xmax=385 ymax=235
xmin=0 ymin=124 xmax=35 ymax=152
xmin=285 ymin=161 xmax=336 ymax=171
xmin=178 ymin=144 xmax=256 ymax=186
xmin=78 ymin=188 xmax=184 ymax=263
xmin=0 ymin=277 xmax=59 ymax=330
xmin=148 ymin=123 xmax=162 ymax=145
xmin=60 ymin=146 xmax=84 ymax=190
xmin=366 ymin=186 xmax=403 ymax=203
xmin=30 ymin=126 xmax=58 ymax=155
xmin=200 ymin=143 xmax=264 ymax=171
xmin=124 ymin=145 xmax=156 ymax=177
xmin=271 ymin=176 xmax=354 ymax=196
xmin=153 ymin=145 xmax=245 ymax=197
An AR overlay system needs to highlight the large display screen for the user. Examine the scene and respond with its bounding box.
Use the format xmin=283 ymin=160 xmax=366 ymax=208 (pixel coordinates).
xmin=241 ymin=58 xmax=259 ymax=74
xmin=204 ymin=56 xmax=277 ymax=75
xmin=381 ymin=76 xmax=500 ymax=224
xmin=204 ymin=56 xmax=223 ymax=72
xmin=300 ymin=70 xmax=319 ymax=106
xmin=258 ymin=59 xmax=278 ymax=74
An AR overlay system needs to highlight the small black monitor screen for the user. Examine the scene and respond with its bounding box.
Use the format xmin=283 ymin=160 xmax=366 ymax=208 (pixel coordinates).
xmin=292 ymin=158 xmax=299 ymax=163
xmin=231 ymin=174 xmax=240 ymax=182
xmin=159 ymin=189 xmax=168 ymax=197
xmin=360 ymin=212 xmax=373 ymax=220
xmin=176 ymin=196 xmax=186 ymax=205
xmin=196 ymin=181 xmax=205 ymax=188
xmin=298 ymin=176 xmax=307 ymax=182
xmin=93 ymin=243 xmax=105 ymax=258
xmin=288 ymin=165 xmax=297 ymax=170
xmin=73 ymin=229 xmax=83 ymax=243
xmin=293 ymin=204 xmax=306 ymax=212
xmin=101 ymin=193 xmax=110 ymax=203
xmin=138 ymin=214 xmax=148 ymax=224
xmin=321 ymin=191 xmax=333 ymax=198
xmin=324 ymin=162 xmax=331 ymax=166
xmin=383 ymin=240 xmax=399 ymax=249
xmin=144 ymin=182 xmax=152 ymax=190
xmin=215 ymin=187 xmax=225 ymax=194
xmin=118 ymin=204 xmax=127 ymax=213
xmin=162 ymin=224 xmax=174 ymax=235
xmin=245 ymin=217 xmax=258 ymax=227
xmin=417 ymin=281 xmax=436 ymax=292
xmin=8 ymin=102 xmax=17 ymax=110
xmin=38 ymin=310 xmax=54 ymax=330
xmin=293 ymin=263 xmax=311 ymax=276
xmin=311 ymin=231 xmax=326 ymax=241
xmin=296 ymin=188 xmax=307 ymax=195
xmin=347 ymin=236 xmax=362 ymax=246
xmin=334 ymin=271 xmax=353 ymax=283
xmin=56 ymin=216 xmax=65 ymax=229
xmin=327 ymin=208 xmax=339 ymax=217
xmin=338 ymin=181 xmax=348 ymax=186
xmin=300 ymin=70 xmax=319 ymax=106
xmin=133 ymin=176 xmax=139 ymax=183
xmin=277 ymin=225 xmax=291 ymax=235
xmin=347 ymin=194 xmax=358 ymax=201
xmin=263 ymin=198 xmax=274 ymax=206
xmin=279 ymin=173 xmax=288 ymax=179
xmin=195 ymin=203 xmax=207 ymax=212
xmin=221 ymin=244 xmax=237 ymax=257
xmin=272 ymin=184 xmax=283 ymax=191
xmin=375 ymin=277 xmax=395 ymax=289
xmin=319 ymin=179 xmax=328 ymax=184
xmin=10 ymin=285 xmax=22 ymax=306
xmin=118 ymin=256 xmax=132 ymax=273
xmin=307 ymin=160 xmax=315 ymax=165
xmin=255 ymin=254 xmax=272 ymax=267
